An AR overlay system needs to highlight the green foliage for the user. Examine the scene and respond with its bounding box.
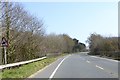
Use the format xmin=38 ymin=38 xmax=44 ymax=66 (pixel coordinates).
xmin=1 ymin=2 xmax=45 ymax=64
xmin=2 ymin=57 xmax=55 ymax=78
xmin=87 ymin=33 xmax=119 ymax=59
xmin=73 ymin=38 xmax=86 ymax=52
xmin=1 ymin=54 xmax=66 ymax=78
xmin=62 ymin=34 xmax=75 ymax=53
xmin=1 ymin=2 xmax=86 ymax=64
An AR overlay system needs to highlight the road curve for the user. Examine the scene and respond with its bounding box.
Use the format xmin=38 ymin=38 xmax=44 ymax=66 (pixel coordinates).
xmin=29 ymin=52 xmax=119 ymax=80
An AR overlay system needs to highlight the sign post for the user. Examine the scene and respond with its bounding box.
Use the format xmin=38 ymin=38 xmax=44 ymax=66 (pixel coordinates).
xmin=4 ymin=47 xmax=7 ymax=64
xmin=1 ymin=37 xmax=8 ymax=64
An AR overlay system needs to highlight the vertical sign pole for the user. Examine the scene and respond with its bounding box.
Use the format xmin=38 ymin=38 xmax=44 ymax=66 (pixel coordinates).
xmin=1 ymin=37 xmax=8 ymax=64
xmin=4 ymin=47 xmax=7 ymax=64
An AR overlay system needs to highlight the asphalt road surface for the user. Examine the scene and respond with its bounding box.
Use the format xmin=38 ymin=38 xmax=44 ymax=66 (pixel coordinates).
xmin=29 ymin=52 xmax=119 ymax=80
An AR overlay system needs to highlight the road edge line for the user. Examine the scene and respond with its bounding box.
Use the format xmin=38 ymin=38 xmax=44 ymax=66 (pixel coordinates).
xmin=49 ymin=55 xmax=71 ymax=79
xmin=28 ymin=57 xmax=62 ymax=78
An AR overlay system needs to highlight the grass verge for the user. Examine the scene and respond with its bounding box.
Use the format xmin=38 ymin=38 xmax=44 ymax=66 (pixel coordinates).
xmin=1 ymin=53 xmax=67 ymax=78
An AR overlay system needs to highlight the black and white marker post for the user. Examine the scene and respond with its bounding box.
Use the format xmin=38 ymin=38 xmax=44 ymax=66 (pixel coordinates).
xmin=1 ymin=37 xmax=8 ymax=64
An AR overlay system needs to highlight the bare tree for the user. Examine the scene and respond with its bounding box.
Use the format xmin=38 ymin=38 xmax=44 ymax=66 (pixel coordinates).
xmin=1 ymin=2 xmax=45 ymax=63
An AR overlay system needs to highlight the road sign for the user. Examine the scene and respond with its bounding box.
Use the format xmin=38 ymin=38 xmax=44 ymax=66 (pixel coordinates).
xmin=1 ymin=37 xmax=8 ymax=47
xmin=1 ymin=37 xmax=8 ymax=64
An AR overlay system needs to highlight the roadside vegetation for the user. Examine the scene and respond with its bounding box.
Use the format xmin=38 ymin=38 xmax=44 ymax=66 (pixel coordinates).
xmin=0 ymin=2 xmax=86 ymax=64
xmin=86 ymin=33 xmax=120 ymax=60
xmin=1 ymin=53 xmax=67 ymax=78
xmin=0 ymin=2 xmax=86 ymax=78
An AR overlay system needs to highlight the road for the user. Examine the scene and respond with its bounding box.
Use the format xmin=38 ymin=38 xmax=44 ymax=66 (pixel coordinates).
xmin=29 ymin=52 xmax=119 ymax=80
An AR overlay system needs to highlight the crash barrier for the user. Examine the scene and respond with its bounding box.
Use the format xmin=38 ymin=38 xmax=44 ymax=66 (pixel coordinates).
xmin=0 ymin=56 xmax=46 ymax=70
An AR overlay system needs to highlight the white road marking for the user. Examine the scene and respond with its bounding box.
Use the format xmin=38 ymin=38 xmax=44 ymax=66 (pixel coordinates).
xmin=49 ymin=55 xmax=71 ymax=79
xmin=90 ymin=56 xmax=119 ymax=62
xmin=82 ymin=58 xmax=85 ymax=60
xmin=28 ymin=58 xmax=60 ymax=78
xmin=96 ymin=65 xmax=104 ymax=70
xmin=86 ymin=60 xmax=90 ymax=63
xmin=79 ymin=57 xmax=85 ymax=60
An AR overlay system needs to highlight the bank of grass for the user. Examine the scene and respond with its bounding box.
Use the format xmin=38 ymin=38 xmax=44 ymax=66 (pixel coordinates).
xmin=1 ymin=53 xmax=67 ymax=78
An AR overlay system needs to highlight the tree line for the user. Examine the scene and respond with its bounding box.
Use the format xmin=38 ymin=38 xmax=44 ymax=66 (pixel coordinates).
xmin=0 ymin=2 xmax=86 ymax=64
xmin=87 ymin=33 xmax=120 ymax=60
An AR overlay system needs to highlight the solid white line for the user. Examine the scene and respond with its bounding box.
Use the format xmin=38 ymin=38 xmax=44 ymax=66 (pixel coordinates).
xmin=28 ymin=58 xmax=60 ymax=78
xmin=96 ymin=65 xmax=104 ymax=70
xmin=86 ymin=60 xmax=90 ymax=63
xmin=49 ymin=55 xmax=71 ymax=79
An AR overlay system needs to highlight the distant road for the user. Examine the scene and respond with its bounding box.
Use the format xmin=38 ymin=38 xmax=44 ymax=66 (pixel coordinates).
xmin=29 ymin=52 xmax=119 ymax=80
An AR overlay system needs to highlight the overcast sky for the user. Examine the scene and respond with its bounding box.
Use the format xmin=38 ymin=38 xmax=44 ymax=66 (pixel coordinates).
xmin=21 ymin=1 xmax=118 ymax=46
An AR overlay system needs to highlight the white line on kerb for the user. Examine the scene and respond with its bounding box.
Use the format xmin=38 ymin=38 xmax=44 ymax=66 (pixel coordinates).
xmin=49 ymin=55 xmax=71 ymax=79
xmin=96 ymin=65 xmax=104 ymax=70
xmin=86 ymin=60 xmax=90 ymax=63
xmin=90 ymin=56 xmax=119 ymax=62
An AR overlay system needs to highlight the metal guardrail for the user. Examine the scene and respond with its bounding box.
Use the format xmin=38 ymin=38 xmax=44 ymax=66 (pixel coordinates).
xmin=0 ymin=56 xmax=47 ymax=70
